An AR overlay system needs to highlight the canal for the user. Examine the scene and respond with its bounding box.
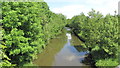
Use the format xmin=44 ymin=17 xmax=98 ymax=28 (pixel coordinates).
xmin=33 ymin=27 xmax=90 ymax=67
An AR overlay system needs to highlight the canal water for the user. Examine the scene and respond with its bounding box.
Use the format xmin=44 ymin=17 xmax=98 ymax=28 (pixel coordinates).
xmin=33 ymin=28 xmax=90 ymax=67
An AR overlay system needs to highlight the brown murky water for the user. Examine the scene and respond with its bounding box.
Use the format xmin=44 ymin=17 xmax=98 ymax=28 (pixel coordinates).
xmin=33 ymin=28 xmax=90 ymax=67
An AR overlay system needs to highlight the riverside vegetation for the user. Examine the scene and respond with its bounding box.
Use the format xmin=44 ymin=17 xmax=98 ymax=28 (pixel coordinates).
xmin=1 ymin=2 xmax=66 ymax=66
xmin=0 ymin=1 xmax=119 ymax=67
xmin=67 ymin=9 xmax=119 ymax=66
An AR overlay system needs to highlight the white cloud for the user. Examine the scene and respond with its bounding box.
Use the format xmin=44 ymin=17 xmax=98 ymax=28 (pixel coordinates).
xmin=94 ymin=0 xmax=118 ymax=15
xmin=85 ymin=0 xmax=107 ymax=5
xmin=48 ymin=0 xmax=119 ymax=19
xmin=51 ymin=5 xmax=90 ymax=19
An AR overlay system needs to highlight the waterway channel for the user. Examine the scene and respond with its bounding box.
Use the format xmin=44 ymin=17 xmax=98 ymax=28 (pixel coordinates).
xmin=33 ymin=27 xmax=90 ymax=67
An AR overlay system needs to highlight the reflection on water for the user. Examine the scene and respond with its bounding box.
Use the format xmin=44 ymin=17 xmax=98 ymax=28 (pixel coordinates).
xmin=66 ymin=33 xmax=72 ymax=39
xmin=33 ymin=32 xmax=67 ymax=66
xmin=33 ymin=28 xmax=90 ymax=67
xmin=53 ymin=33 xmax=87 ymax=66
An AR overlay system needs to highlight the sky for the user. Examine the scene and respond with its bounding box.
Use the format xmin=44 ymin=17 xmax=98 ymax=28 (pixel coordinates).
xmin=44 ymin=0 xmax=119 ymax=19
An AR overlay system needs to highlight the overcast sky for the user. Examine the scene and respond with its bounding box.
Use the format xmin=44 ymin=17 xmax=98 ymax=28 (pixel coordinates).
xmin=44 ymin=0 xmax=119 ymax=19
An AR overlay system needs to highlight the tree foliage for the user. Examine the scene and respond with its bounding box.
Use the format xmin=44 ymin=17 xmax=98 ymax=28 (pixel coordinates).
xmin=1 ymin=2 xmax=66 ymax=66
xmin=68 ymin=9 xmax=119 ymax=66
